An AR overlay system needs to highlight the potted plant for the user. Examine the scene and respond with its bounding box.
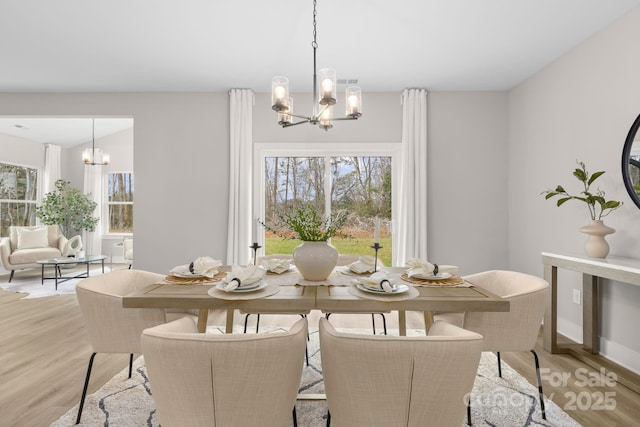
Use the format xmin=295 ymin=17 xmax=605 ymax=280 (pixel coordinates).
xmin=542 ymin=161 xmax=622 ymax=258
xmin=261 ymin=205 xmax=348 ymax=280
xmin=36 ymin=179 xmax=99 ymax=239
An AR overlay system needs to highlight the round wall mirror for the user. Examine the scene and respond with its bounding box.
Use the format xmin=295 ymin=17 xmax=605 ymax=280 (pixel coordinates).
xmin=622 ymin=112 xmax=640 ymax=209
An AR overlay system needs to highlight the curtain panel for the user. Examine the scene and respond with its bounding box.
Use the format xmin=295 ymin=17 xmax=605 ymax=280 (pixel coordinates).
xmin=43 ymin=143 xmax=61 ymax=195
xmin=227 ymin=89 xmax=255 ymax=264
xmin=396 ymin=88 xmax=428 ymax=265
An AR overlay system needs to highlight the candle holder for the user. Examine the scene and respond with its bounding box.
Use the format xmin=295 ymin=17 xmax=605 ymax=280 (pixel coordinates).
xmin=250 ymin=242 xmax=262 ymax=265
xmin=370 ymin=243 xmax=383 ymax=272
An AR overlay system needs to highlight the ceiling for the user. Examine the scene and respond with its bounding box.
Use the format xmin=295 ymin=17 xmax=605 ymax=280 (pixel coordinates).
xmin=1 ymin=0 xmax=639 ymax=93
xmin=1 ymin=1 xmax=639 ymax=145
xmin=0 ymin=118 xmax=133 ymax=146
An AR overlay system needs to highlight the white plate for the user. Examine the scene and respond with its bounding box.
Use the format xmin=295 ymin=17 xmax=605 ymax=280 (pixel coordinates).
xmin=212 ymin=280 xmax=267 ymax=293
xmin=410 ymin=272 xmax=452 ymax=280
xmin=171 ymin=272 xmax=205 ymax=278
xmin=356 ymin=283 xmax=409 ymax=294
xmin=339 ymin=266 xmax=373 ymax=276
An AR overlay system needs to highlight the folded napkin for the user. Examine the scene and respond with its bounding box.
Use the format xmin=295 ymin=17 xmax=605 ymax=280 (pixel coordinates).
xmin=261 ymin=258 xmax=291 ymax=274
xmin=348 ymin=255 xmax=377 ymax=274
xmin=170 ymin=256 xmax=222 ymax=278
xmin=354 ymin=271 xmax=396 ymax=293
xmin=405 ymin=258 xmax=459 ymax=278
xmin=222 ymin=265 xmax=266 ymax=291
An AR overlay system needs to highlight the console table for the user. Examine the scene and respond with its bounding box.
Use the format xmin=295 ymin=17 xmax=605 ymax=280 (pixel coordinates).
xmin=542 ymin=251 xmax=640 ymax=393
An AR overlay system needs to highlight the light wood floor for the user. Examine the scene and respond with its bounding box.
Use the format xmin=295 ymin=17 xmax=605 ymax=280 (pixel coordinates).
xmin=1 ymin=268 xmax=638 ymax=427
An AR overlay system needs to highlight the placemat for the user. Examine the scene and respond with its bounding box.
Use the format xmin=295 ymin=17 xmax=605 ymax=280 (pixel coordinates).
xmin=207 ymin=283 xmax=280 ymax=300
xmin=400 ymin=273 xmax=468 ymax=287
xmin=347 ymin=284 xmax=419 ymax=301
xmin=164 ymin=270 xmax=227 ymax=284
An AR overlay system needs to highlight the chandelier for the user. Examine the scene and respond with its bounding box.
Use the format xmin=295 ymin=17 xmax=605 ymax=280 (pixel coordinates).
xmin=82 ymin=118 xmax=109 ymax=166
xmin=271 ymin=0 xmax=362 ymax=131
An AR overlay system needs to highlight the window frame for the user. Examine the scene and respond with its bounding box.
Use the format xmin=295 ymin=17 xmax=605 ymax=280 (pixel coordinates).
xmin=0 ymin=160 xmax=40 ymax=236
xmin=103 ymin=170 xmax=134 ymax=236
xmin=253 ymin=142 xmax=402 ymax=259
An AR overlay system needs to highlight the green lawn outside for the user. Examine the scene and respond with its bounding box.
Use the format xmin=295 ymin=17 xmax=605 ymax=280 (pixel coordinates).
xmin=265 ymin=236 xmax=392 ymax=267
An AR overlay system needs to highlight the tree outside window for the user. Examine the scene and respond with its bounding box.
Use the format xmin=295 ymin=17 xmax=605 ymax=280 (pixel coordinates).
xmin=0 ymin=162 xmax=38 ymax=236
xmin=107 ymin=172 xmax=133 ymax=233
xmin=264 ymin=155 xmax=392 ymax=265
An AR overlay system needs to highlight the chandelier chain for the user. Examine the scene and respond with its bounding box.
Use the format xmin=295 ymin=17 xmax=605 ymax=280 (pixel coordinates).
xmin=312 ymin=0 xmax=318 ymax=49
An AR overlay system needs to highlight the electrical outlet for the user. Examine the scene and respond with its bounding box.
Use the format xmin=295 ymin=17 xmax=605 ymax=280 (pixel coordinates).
xmin=573 ymin=289 xmax=581 ymax=305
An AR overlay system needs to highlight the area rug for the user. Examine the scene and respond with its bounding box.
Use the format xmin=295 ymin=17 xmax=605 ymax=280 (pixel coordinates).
xmin=0 ymin=266 xmax=112 ymax=299
xmin=51 ymin=326 xmax=581 ymax=427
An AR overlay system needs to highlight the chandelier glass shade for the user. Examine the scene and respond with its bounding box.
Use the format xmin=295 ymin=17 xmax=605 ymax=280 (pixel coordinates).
xmin=82 ymin=118 xmax=109 ymax=166
xmin=271 ymin=0 xmax=362 ymax=131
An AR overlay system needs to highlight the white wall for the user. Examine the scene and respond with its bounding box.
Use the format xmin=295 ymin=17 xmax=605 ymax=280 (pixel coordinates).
xmin=0 ymin=133 xmax=43 ymax=168
xmin=508 ymin=7 xmax=640 ymax=373
xmin=0 ymin=91 xmax=509 ymax=279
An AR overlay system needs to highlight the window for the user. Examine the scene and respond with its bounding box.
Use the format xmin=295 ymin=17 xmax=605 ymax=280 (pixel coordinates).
xmin=106 ymin=172 xmax=133 ymax=234
xmin=256 ymin=143 xmax=400 ymax=266
xmin=0 ymin=162 xmax=38 ymax=237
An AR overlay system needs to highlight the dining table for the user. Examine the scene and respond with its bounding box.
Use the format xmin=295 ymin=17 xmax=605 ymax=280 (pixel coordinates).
xmin=122 ymin=265 xmax=510 ymax=334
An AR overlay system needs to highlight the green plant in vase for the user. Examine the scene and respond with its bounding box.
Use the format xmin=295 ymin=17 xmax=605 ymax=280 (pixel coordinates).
xmin=542 ymin=161 xmax=622 ymax=258
xmin=260 ymin=205 xmax=349 ymax=281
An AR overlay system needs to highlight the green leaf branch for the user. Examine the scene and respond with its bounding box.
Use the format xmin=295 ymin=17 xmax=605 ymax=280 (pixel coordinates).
xmin=542 ymin=161 xmax=622 ymax=221
xmin=260 ymin=205 xmax=348 ymax=242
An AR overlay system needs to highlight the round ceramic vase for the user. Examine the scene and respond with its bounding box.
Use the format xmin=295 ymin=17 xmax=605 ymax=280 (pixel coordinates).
xmin=292 ymin=241 xmax=339 ymax=281
xmin=579 ymin=220 xmax=615 ymax=258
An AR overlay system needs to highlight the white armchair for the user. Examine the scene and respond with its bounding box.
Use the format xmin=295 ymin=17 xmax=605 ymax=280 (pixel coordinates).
xmin=123 ymin=238 xmax=133 ymax=268
xmin=0 ymin=225 xmax=68 ymax=282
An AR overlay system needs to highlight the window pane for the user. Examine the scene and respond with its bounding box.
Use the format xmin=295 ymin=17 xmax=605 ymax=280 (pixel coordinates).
xmin=263 ymin=155 xmax=392 ymax=266
xmin=330 ymin=156 xmax=392 ymax=265
xmin=108 ymin=173 xmax=134 ymax=202
xmin=1 ymin=202 xmax=37 ymax=237
xmin=1 ymin=162 xmax=39 ymax=236
xmin=109 ymin=204 xmax=133 ymax=233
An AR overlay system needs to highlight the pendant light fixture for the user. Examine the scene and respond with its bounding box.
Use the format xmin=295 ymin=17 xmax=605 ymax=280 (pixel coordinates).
xmin=271 ymin=0 xmax=362 ymax=131
xmin=82 ymin=118 xmax=109 ymax=165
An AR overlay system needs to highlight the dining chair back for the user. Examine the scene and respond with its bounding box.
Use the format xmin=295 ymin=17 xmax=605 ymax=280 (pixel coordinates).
xmin=142 ymin=316 xmax=308 ymax=427
xmin=434 ymin=269 xmax=550 ymax=423
xmin=319 ymin=317 xmax=483 ymax=427
xmin=74 ymin=269 xmax=193 ymax=424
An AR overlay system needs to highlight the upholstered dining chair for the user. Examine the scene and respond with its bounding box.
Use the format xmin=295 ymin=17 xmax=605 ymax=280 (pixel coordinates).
xmin=433 ymin=270 xmax=550 ymax=424
xmin=74 ymin=269 xmax=195 ymax=424
xmin=319 ymin=317 xmax=483 ymax=427
xmin=141 ymin=316 xmax=308 ymax=427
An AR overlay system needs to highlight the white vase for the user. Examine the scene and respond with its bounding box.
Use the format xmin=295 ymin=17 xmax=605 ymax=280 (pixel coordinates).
xmin=293 ymin=241 xmax=339 ymax=281
xmin=579 ymin=220 xmax=615 ymax=258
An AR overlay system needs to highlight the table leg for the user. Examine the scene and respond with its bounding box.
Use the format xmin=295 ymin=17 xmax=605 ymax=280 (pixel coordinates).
xmin=86 ymin=262 xmax=90 ymax=277
xmin=398 ymin=310 xmax=406 ymax=336
xmin=54 ymin=264 xmax=59 ymax=291
xmin=197 ymin=309 xmax=209 ymax=333
xmin=543 ymin=264 xmax=559 ymax=353
xmin=41 ymin=264 xmax=45 ymax=285
xmin=423 ymin=311 xmax=434 ymax=333
xmin=225 ymin=309 xmax=234 ymax=334
xmin=583 ymin=274 xmax=599 ymax=354
xmin=101 ymin=258 xmax=105 ymax=273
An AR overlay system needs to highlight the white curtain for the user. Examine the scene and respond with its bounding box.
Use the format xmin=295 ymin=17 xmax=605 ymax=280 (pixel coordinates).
xmin=83 ymin=165 xmax=103 ymax=255
xmin=395 ymin=88 xmax=428 ymax=265
xmin=227 ymin=89 xmax=255 ymax=265
xmin=43 ymin=144 xmax=61 ymax=194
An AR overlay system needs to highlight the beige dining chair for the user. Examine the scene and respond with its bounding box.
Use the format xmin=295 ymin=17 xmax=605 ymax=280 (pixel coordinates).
xmin=433 ymin=270 xmax=550 ymax=424
xmin=319 ymin=317 xmax=483 ymax=427
xmin=141 ymin=316 xmax=308 ymax=427
xmin=74 ymin=269 xmax=196 ymax=424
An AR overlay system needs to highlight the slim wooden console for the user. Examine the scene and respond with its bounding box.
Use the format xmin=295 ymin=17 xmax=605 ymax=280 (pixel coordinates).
xmin=542 ymin=252 xmax=640 ymax=393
